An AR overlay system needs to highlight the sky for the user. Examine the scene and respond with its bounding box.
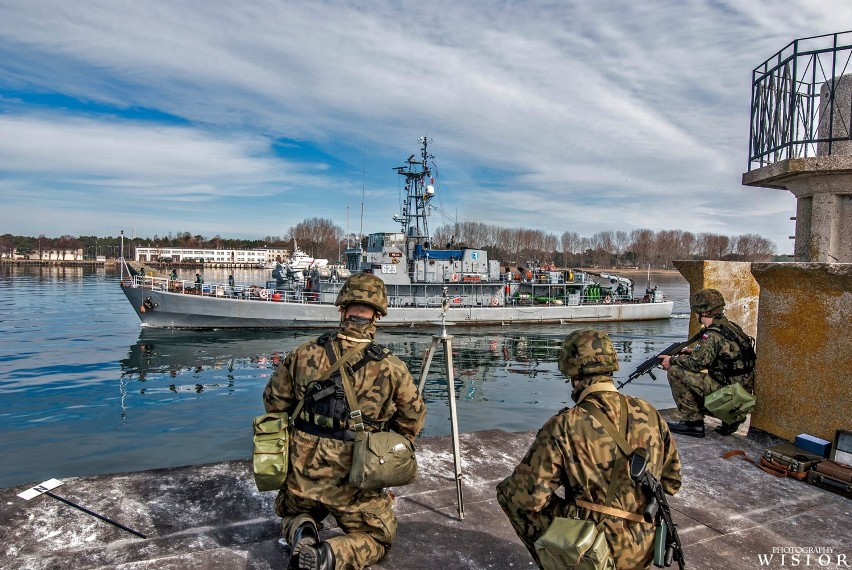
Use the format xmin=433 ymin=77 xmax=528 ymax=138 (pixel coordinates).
xmin=1 ymin=1 xmax=850 ymax=254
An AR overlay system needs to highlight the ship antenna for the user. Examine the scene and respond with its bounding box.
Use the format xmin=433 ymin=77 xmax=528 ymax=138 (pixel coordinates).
xmin=359 ymin=145 xmax=366 ymax=247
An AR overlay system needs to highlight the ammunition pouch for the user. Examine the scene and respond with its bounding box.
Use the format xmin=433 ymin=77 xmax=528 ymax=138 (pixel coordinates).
xmin=293 ymin=417 xmax=357 ymax=441
xmin=252 ymin=411 xmax=290 ymax=491
xmin=535 ymin=517 xmax=614 ymax=570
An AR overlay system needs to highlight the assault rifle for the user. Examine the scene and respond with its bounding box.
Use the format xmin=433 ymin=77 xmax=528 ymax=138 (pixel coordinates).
xmin=630 ymin=451 xmax=685 ymax=569
xmin=617 ymin=331 xmax=703 ymax=390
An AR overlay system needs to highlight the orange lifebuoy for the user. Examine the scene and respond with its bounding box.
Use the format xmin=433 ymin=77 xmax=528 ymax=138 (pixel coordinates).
xmin=490 ymin=296 xmax=499 ymax=307
xmin=603 ymin=296 xmax=612 ymax=304
xmin=259 ymin=289 xmax=269 ymax=300
xmin=450 ymin=273 xmax=459 ymax=282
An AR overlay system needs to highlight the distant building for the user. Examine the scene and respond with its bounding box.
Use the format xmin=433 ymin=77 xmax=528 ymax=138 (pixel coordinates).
xmin=133 ymin=247 xmax=289 ymax=266
xmin=6 ymin=249 xmax=84 ymax=261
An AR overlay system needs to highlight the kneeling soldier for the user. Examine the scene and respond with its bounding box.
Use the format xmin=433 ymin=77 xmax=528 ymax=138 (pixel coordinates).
xmin=263 ymin=274 xmax=426 ymax=570
xmin=661 ymin=288 xmax=756 ymax=437
xmin=497 ymin=329 xmax=682 ymax=569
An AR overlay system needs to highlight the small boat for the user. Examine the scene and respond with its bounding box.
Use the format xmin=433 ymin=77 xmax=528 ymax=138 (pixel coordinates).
xmin=120 ymin=138 xmax=672 ymax=329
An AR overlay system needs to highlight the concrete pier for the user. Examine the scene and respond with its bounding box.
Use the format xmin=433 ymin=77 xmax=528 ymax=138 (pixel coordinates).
xmin=2 ymin=412 xmax=849 ymax=570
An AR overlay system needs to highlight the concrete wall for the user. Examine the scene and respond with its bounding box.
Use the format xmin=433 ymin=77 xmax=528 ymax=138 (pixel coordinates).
xmin=674 ymin=259 xmax=851 ymax=442
xmin=749 ymin=263 xmax=852 ymax=442
xmin=672 ymin=260 xmax=760 ymax=338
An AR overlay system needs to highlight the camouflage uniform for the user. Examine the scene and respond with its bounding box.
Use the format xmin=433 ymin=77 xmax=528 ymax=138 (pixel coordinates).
xmin=667 ymin=316 xmax=755 ymax=422
xmin=496 ymin=330 xmax=682 ymax=570
xmin=263 ymin=316 xmax=426 ymax=569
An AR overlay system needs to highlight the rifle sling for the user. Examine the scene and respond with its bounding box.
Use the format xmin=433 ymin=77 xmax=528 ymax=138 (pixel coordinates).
xmin=577 ymin=391 xmax=645 ymax=519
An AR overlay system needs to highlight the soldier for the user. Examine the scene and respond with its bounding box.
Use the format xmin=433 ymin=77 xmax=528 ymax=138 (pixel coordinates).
xmin=661 ymin=288 xmax=756 ymax=437
xmin=263 ymin=273 xmax=426 ymax=570
xmin=496 ymin=329 xmax=682 ymax=569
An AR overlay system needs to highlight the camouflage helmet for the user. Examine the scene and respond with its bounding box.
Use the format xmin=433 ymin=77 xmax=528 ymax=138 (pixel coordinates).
xmin=558 ymin=329 xmax=619 ymax=377
xmin=335 ymin=273 xmax=388 ymax=316
xmin=690 ymin=288 xmax=725 ymax=314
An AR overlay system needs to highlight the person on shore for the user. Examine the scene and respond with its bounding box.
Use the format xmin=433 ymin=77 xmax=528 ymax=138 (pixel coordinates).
xmin=262 ymin=273 xmax=426 ymax=570
xmin=497 ymin=329 xmax=682 ymax=569
xmin=661 ymin=288 xmax=756 ymax=437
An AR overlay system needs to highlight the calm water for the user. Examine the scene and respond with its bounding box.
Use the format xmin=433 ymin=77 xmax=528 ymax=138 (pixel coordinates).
xmin=0 ymin=265 xmax=690 ymax=488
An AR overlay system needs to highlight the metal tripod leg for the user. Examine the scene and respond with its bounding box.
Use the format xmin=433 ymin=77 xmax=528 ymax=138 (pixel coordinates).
xmin=416 ymin=333 xmax=464 ymax=520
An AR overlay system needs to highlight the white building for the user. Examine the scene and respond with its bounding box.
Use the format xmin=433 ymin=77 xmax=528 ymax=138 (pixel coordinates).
xmin=5 ymin=249 xmax=84 ymax=261
xmin=134 ymin=247 xmax=289 ymax=266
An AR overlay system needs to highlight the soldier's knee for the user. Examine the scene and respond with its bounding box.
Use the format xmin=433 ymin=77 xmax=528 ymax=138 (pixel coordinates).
xmin=364 ymin=509 xmax=396 ymax=546
xmin=667 ymin=366 xmax=685 ymax=384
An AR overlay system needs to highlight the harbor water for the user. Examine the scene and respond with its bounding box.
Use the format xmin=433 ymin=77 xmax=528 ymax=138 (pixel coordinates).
xmin=0 ymin=265 xmax=690 ymax=489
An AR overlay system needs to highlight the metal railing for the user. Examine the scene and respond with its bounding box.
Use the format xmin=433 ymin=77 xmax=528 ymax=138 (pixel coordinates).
xmin=749 ymin=31 xmax=852 ymax=170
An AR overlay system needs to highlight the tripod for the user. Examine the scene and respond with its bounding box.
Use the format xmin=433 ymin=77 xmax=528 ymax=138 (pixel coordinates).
xmin=417 ymin=289 xmax=464 ymax=520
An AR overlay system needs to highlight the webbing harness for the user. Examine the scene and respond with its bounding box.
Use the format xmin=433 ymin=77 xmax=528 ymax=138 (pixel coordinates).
xmin=293 ymin=333 xmax=389 ymax=440
xmin=575 ymin=386 xmax=649 ymax=524
xmin=706 ymin=322 xmax=756 ymax=379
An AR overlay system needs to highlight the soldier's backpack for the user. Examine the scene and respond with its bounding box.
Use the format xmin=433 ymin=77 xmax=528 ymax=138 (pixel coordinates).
xmin=708 ymin=322 xmax=756 ymax=376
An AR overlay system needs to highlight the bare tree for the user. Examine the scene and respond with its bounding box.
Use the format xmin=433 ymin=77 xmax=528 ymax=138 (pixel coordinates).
xmin=289 ymin=218 xmax=344 ymax=261
xmin=628 ymin=229 xmax=655 ymax=268
xmin=613 ymin=231 xmax=629 ymax=267
xmin=697 ymin=233 xmax=731 ymax=260
xmin=734 ymin=233 xmax=776 ymax=261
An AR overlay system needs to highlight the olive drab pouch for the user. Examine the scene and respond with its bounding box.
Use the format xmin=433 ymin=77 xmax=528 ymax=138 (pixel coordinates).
xmin=252 ymin=412 xmax=290 ymax=491
xmin=332 ymin=343 xmax=419 ymax=490
xmin=534 ymin=517 xmax=614 ymax=570
xmin=349 ymin=429 xmax=418 ymax=490
xmin=704 ymin=382 xmax=755 ymax=425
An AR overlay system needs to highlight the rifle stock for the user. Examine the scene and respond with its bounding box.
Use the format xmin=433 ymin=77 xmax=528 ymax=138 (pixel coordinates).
xmin=617 ymin=331 xmax=703 ymax=389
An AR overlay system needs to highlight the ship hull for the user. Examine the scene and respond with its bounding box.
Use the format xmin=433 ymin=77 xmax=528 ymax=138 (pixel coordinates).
xmin=122 ymin=284 xmax=673 ymax=329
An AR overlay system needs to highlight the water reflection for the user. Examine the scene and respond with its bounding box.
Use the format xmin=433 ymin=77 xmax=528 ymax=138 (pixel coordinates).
xmin=114 ymin=317 xmax=689 ymax=448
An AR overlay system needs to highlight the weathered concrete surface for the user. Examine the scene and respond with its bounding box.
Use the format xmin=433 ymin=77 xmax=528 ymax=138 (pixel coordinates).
xmin=671 ymin=260 xmax=760 ymax=338
xmin=2 ymin=417 xmax=850 ymax=570
xmin=749 ymin=262 xmax=852 ymax=442
xmin=742 ymin=156 xmax=852 ymax=263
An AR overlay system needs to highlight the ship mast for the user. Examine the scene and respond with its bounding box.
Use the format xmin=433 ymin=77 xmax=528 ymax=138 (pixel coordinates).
xmin=393 ymin=136 xmax=435 ymax=275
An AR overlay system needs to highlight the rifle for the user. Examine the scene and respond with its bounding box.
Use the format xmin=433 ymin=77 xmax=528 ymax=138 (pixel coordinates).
xmin=617 ymin=331 xmax=703 ymax=389
xmin=630 ymin=451 xmax=685 ymax=569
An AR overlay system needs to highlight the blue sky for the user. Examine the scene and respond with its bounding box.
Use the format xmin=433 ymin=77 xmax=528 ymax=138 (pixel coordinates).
xmin=1 ymin=1 xmax=848 ymax=254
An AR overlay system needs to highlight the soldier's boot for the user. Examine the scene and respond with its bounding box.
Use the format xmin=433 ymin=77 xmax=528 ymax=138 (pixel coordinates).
xmin=298 ymin=541 xmax=335 ymax=570
xmin=286 ymin=515 xmax=318 ymax=570
xmin=667 ymin=419 xmax=705 ymax=438
xmin=715 ymin=419 xmax=744 ymax=436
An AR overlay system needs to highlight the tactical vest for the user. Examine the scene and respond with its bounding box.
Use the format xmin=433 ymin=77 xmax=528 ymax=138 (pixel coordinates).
xmin=294 ymin=332 xmax=390 ymax=441
xmin=707 ymin=322 xmax=756 ymax=380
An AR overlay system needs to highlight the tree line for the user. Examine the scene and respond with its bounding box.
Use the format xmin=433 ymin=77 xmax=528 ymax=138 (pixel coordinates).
xmin=1 ymin=217 xmax=781 ymax=268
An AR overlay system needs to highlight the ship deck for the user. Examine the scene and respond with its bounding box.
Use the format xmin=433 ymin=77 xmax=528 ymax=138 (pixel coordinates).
xmin=2 ymin=409 xmax=848 ymax=569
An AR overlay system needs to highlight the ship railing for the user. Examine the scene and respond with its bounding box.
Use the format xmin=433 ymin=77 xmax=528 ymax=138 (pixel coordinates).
xmin=124 ymin=272 xmax=323 ymax=304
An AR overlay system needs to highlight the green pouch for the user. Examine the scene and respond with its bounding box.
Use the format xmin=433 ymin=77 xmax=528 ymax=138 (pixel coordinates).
xmin=252 ymin=412 xmax=290 ymax=492
xmin=704 ymin=382 xmax=755 ymax=424
xmin=349 ymin=430 xmax=418 ymax=490
xmin=534 ymin=517 xmax=614 ymax=570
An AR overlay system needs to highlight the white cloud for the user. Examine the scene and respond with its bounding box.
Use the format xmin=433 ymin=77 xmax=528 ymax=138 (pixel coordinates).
xmin=3 ymin=0 xmax=840 ymax=251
